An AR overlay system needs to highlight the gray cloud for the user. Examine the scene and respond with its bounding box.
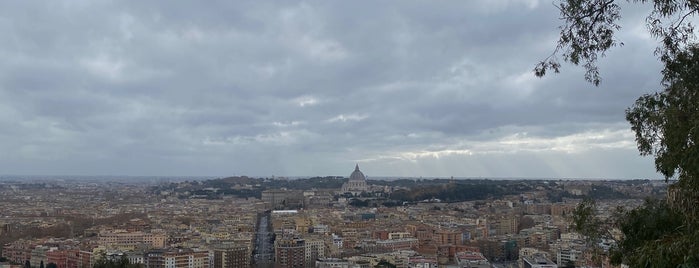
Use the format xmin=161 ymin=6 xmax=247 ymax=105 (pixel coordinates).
xmin=0 ymin=1 xmax=663 ymax=178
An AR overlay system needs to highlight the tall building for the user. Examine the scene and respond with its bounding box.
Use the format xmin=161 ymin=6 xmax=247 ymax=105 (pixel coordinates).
xmin=166 ymin=250 xmax=209 ymax=268
xmin=213 ymin=246 xmax=249 ymax=268
xmin=433 ymin=229 xmax=462 ymax=245
xmin=146 ymin=251 xmax=165 ymax=268
xmin=341 ymin=164 xmax=368 ymax=196
xmin=2 ymin=241 xmax=34 ymax=265
xmin=28 ymin=249 xmax=93 ymax=268
xmin=303 ymin=238 xmax=324 ymax=267
xmin=494 ymin=216 xmax=519 ymax=236
xmin=275 ymin=237 xmax=305 ymax=268
xmin=30 ymin=246 xmax=48 ymax=268
xmin=556 ymin=248 xmax=582 ymax=267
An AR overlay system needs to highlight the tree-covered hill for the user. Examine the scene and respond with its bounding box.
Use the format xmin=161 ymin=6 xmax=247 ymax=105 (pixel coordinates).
xmin=151 ymin=175 xmax=656 ymax=203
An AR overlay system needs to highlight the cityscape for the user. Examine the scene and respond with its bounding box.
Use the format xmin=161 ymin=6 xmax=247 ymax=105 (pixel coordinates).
xmin=1 ymin=0 xmax=697 ymax=267
xmin=0 ymin=165 xmax=667 ymax=268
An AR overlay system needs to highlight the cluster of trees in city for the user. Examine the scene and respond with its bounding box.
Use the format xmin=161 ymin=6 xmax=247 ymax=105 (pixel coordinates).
xmin=156 ymin=174 xmax=657 ymax=204
xmin=389 ymin=180 xmax=652 ymax=203
xmin=536 ymin=0 xmax=699 ymax=266
xmin=389 ymin=182 xmax=518 ymax=202
xmin=150 ymin=176 xmax=346 ymax=199
xmin=20 ymin=261 xmax=58 ymax=268
xmin=92 ymin=256 xmax=143 ymax=268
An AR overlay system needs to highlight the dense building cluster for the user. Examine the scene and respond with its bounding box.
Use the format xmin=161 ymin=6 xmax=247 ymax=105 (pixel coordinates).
xmin=0 ymin=167 xmax=664 ymax=268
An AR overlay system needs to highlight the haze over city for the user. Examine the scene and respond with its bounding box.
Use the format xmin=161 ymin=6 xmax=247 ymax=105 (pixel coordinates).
xmin=0 ymin=1 xmax=663 ymax=178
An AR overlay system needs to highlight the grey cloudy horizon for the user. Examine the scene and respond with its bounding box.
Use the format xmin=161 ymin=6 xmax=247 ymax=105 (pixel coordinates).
xmin=0 ymin=1 xmax=665 ymax=179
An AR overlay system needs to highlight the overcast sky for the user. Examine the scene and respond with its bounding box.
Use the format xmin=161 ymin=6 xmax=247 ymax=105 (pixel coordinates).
xmin=0 ymin=1 xmax=667 ymax=179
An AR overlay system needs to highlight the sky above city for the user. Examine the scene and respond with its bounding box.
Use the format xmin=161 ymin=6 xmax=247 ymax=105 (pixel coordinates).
xmin=0 ymin=1 xmax=667 ymax=179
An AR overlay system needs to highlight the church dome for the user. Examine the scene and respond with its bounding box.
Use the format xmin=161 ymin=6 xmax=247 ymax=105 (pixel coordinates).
xmin=349 ymin=164 xmax=366 ymax=181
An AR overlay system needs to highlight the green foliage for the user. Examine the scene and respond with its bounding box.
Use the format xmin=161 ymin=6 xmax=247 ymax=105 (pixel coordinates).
xmin=46 ymin=263 xmax=57 ymax=268
xmin=572 ymin=200 xmax=597 ymax=238
xmin=536 ymin=0 xmax=698 ymax=85
xmin=563 ymin=260 xmax=576 ymax=268
xmin=586 ymin=184 xmax=628 ymax=199
xmin=543 ymin=0 xmax=699 ymax=266
xmin=537 ymin=0 xmax=622 ymax=85
xmin=381 ymin=200 xmax=401 ymax=207
xmin=152 ymin=176 xmax=348 ymax=199
xmin=374 ymin=260 xmax=397 ymax=268
xmin=389 ymin=183 xmax=508 ymax=202
xmin=570 ymin=199 xmax=620 ymax=266
xmin=518 ymin=216 xmax=536 ymax=230
xmin=609 ymin=199 xmax=689 ymax=266
xmin=348 ymin=198 xmax=369 ymax=207
xmin=627 ymin=45 xmax=699 ymax=182
xmin=573 ymin=199 xmax=699 ymax=267
xmin=93 ymin=256 xmax=142 ymax=268
xmin=626 ymin=45 xmax=699 ymax=253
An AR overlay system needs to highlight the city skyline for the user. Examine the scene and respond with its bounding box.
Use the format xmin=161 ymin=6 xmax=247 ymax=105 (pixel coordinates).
xmin=0 ymin=1 xmax=662 ymax=179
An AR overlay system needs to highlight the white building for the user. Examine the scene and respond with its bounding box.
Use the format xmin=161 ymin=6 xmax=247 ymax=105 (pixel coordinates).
xmin=341 ymin=165 xmax=368 ymax=195
xmin=332 ymin=234 xmax=343 ymax=249
xmin=315 ymin=258 xmax=350 ymax=268
xmin=522 ymin=254 xmax=557 ymax=268
xmin=557 ymin=248 xmax=582 ymax=266
xmin=305 ymin=238 xmax=325 ymax=267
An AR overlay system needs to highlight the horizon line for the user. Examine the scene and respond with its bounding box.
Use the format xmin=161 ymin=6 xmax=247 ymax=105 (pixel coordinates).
xmin=0 ymin=174 xmax=666 ymax=181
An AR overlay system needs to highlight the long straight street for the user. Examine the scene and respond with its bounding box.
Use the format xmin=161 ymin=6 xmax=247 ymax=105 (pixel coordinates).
xmin=252 ymin=211 xmax=274 ymax=267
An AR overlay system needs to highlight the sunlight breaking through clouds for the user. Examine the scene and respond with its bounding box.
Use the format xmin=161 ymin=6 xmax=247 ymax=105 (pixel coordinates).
xmin=326 ymin=114 xmax=368 ymax=123
xmin=294 ymin=96 xmax=320 ymax=107
xmin=375 ymin=128 xmax=636 ymax=162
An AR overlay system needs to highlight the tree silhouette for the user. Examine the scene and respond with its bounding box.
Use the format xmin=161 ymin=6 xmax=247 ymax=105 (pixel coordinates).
xmin=542 ymin=1 xmax=699 ymax=266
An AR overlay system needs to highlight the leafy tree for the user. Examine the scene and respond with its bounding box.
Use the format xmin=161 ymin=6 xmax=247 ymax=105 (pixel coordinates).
xmin=609 ymin=199 xmax=690 ymax=266
xmin=374 ymin=260 xmax=397 ymax=268
xmin=46 ymin=263 xmax=57 ymax=268
xmin=563 ymin=260 xmax=576 ymax=268
xmin=540 ymin=0 xmax=699 ymax=266
xmin=570 ymin=199 xmax=616 ymax=266
xmin=625 ymin=39 xmax=699 ymax=268
xmin=571 ymin=195 xmax=695 ymax=266
xmin=627 ymin=45 xmax=699 ymax=182
xmin=92 ymin=256 xmax=140 ymax=268
xmin=359 ymin=191 xmax=373 ymax=198
xmin=348 ymin=198 xmax=369 ymax=207
xmin=535 ymin=0 xmax=698 ymax=85
xmin=517 ymin=216 xmax=536 ymax=231
xmin=626 ymin=44 xmax=699 ymax=230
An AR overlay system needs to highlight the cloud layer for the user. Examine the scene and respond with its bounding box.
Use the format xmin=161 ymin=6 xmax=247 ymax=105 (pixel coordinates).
xmin=0 ymin=1 xmax=663 ymax=178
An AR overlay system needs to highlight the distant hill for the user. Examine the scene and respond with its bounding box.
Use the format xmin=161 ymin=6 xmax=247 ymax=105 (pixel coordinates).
xmin=150 ymin=176 xmax=660 ymax=203
xmin=149 ymin=176 xmax=347 ymax=199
